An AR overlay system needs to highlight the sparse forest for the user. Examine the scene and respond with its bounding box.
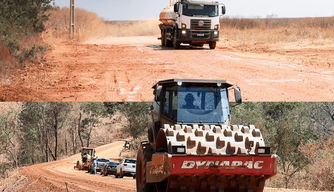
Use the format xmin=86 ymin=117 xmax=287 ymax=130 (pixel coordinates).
xmin=231 ymin=102 xmax=334 ymax=190
xmin=0 ymin=102 xmax=151 ymax=175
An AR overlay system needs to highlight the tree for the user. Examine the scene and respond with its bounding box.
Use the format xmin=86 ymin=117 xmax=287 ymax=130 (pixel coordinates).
xmin=45 ymin=102 xmax=70 ymax=160
xmin=307 ymin=102 xmax=334 ymax=138
xmin=115 ymin=102 xmax=152 ymax=139
xmin=231 ymin=102 xmax=318 ymax=188
xmin=0 ymin=0 xmax=54 ymax=54
xmin=79 ymin=102 xmax=108 ymax=147
xmin=19 ymin=102 xmax=48 ymax=165
xmin=19 ymin=102 xmax=70 ymax=164
xmin=0 ymin=103 xmax=21 ymax=170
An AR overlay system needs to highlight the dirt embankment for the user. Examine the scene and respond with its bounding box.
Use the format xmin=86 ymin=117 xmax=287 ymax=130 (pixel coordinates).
xmin=0 ymin=36 xmax=333 ymax=102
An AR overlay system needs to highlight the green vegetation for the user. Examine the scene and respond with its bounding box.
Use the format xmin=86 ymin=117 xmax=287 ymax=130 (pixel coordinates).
xmin=0 ymin=0 xmax=53 ymax=64
xmin=232 ymin=102 xmax=333 ymax=190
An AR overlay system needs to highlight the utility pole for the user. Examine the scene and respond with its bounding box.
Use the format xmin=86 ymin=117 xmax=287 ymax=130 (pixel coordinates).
xmin=69 ymin=0 xmax=75 ymax=39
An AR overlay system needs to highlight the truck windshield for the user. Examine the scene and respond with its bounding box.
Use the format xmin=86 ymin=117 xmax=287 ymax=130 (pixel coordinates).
xmin=177 ymin=87 xmax=229 ymax=123
xmin=182 ymin=4 xmax=218 ymax=17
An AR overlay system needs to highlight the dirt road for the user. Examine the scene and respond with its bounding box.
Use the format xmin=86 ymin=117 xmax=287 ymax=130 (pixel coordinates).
xmin=1 ymin=36 xmax=333 ymax=102
xmin=17 ymin=141 xmax=136 ymax=192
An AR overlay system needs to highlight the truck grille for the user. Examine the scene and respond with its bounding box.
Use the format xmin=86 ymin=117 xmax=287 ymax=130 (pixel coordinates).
xmin=191 ymin=31 xmax=211 ymax=39
xmin=191 ymin=19 xmax=211 ymax=30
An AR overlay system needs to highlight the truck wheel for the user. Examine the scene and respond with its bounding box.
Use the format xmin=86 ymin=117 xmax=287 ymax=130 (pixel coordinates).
xmin=77 ymin=161 xmax=83 ymax=170
xmin=173 ymin=35 xmax=180 ymax=49
xmin=209 ymin=41 xmax=216 ymax=49
xmin=161 ymin=30 xmax=166 ymax=46
xmin=136 ymin=142 xmax=155 ymax=192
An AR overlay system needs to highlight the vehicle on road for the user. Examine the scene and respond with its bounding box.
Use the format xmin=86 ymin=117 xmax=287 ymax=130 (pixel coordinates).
xmin=136 ymin=79 xmax=277 ymax=192
xmin=101 ymin=161 xmax=120 ymax=176
xmin=88 ymin=158 xmax=110 ymax=174
xmin=159 ymin=0 xmax=226 ymax=49
xmin=116 ymin=158 xmax=136 ymax=179
xmin=123 ymin=140 xmax=133 ymax=150
xmin=74 ymin=147 xmax=95 ymax=171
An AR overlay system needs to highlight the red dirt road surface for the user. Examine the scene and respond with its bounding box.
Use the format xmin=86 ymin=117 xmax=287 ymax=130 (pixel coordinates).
xmin=1 ymin=36 xmax=333 ymax=102
xmin=5 ymin=140 xmax=327 ymax=192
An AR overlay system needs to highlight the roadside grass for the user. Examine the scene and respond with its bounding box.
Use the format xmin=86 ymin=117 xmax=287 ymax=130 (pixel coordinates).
xmin=220 ymin=17 xmax=334 ymax=51
xmin=44 ymin=7 xmax=160 ymax=43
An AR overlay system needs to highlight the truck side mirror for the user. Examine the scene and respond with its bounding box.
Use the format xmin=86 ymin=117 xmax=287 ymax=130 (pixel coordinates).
xmin=174 ymin=4 xmax=178 ymax=13
xmin=234 ymin=87 xmax=242 ymax=104
xmin=221 ymin=5 xmax=226 ymax=15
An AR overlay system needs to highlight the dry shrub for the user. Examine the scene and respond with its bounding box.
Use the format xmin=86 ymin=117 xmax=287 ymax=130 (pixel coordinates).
xmin=128 ymin=134 xmax=147 ymax=156
xmin=0 ymin=169 xmax=28 ymax=192
xmin=0 ymin=44 xmax=21 ymax=85
xmin=44 ymin=7 xmax=160 ymax=43
xmin=0 ymin=35 xmax=46 ymax=85
xmin=269 ymin=138 xmax=334 ymax=190
xmin=299 ymin=138 xmax=334 ymax=191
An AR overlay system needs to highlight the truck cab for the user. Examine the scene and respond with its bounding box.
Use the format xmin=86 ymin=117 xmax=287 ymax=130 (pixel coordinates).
xmin=150 ymin=79 xmax=241 ymax=147
xmin=159 ymin=0 xmax=226 ymax=49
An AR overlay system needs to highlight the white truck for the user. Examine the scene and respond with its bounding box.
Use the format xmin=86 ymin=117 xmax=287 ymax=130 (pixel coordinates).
xmin=159 ymin=0 xmax=226 ymax=49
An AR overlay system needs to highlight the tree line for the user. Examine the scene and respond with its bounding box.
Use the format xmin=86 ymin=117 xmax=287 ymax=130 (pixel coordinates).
xmin=231 ymin=102 xmax=334 ymax=190
xmin=0 ymin=102 xmax=151 ymax=177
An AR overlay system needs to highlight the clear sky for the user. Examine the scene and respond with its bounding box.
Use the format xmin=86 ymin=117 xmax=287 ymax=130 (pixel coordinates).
xmin=54 ymin=0 xmax=334 ymax=21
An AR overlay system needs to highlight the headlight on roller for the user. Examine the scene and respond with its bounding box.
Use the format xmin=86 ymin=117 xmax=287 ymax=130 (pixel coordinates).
xmin=256 ymin=147 xmax=271 ymax=154
xmin=172 ymin=146 xmax=186 ymax=154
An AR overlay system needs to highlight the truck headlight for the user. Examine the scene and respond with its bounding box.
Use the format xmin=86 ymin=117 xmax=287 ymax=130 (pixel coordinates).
xmin=214 ymin=31 xmax=218 ymax=37
xmin=182 ymin=23 xmax=186 ymax=29
xmin=214 ymin=24 xmax=219 ymax=30
xmin=181 ymin=30 xmax=187 ymax=36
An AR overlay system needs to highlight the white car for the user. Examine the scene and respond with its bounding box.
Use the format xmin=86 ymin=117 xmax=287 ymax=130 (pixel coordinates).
xmin=116 ymin=158 xmax=136 ymax=179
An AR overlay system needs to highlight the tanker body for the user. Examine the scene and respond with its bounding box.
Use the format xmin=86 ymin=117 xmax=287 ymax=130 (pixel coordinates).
xmin=159 ymin=0 xmax=225 ymax=49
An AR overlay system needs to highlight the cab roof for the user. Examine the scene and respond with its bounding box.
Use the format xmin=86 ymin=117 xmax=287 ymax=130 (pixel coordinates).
xmin=152 ymin=79 xmax=233 ymax=89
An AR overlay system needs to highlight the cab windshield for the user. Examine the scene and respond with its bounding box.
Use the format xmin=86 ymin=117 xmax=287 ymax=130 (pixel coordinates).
xmin=182 ymin=4 xmax=218 ymax=17
xmin=177 ymin=86 xmax=229 ymax=123
xmin=82 ymin=149 xmax=93 ymax=156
